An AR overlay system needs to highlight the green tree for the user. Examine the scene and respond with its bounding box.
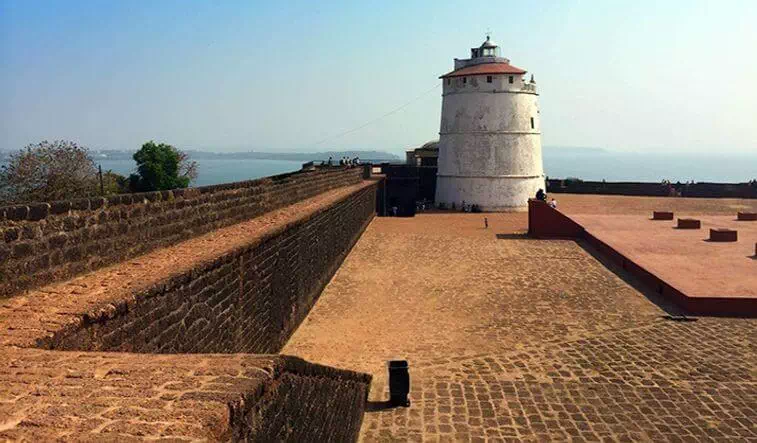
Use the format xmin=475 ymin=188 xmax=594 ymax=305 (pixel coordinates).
xmin=102 ymin=170 xmax=130 ymax=195
xmin=129 ymin=141 xmax=197 ymax=192
xmin=0 ymin=140 xmax=99 ymax=204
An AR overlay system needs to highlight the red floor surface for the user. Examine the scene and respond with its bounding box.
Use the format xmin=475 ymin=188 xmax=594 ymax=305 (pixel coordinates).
xmin=570 ymin=214 xmax=757 ymax=299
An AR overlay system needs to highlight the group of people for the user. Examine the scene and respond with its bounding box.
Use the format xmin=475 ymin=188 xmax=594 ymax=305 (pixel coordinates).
xmin=460 ymin=201 xmax=481 ymax=213
xmin=535 ymin=188 xmax=557 ymax=208
xmin=324 ymin=156 xmax=360 ymax=167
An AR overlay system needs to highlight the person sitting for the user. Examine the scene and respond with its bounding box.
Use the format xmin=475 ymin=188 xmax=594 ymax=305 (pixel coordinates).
xmin=549 ymin=198 xmax=557 ymax=208
xmin=535 ymin=188 xmax=546 ymax=201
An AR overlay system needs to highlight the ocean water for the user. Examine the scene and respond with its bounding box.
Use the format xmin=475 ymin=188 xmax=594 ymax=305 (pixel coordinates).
xmin=543 ymin=151 xmax=756 ymax=183
xmin=97 ymin=158 xmax=305 ymax=187
xmin=85 ymin=152 xmax=757 ymax=187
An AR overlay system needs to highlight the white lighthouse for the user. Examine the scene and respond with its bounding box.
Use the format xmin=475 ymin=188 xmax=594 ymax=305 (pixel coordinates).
xmin=435 ymin=35 xmax=544 ymax=212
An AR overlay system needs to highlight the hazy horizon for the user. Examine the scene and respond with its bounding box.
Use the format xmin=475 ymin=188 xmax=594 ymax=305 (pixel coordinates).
xmin=2 ymin=1 xmax=756 ymax=157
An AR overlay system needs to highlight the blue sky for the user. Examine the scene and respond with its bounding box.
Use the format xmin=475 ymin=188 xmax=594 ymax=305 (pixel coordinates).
xmin=1 ymin=0 xmax=756 ymax=155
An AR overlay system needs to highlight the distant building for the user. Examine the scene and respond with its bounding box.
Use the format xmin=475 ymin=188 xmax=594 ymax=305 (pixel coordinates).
xmin=435 ymin=35 xmax=545 ymax=211
xmin=405 ymin=140 xmax=439 ymax=166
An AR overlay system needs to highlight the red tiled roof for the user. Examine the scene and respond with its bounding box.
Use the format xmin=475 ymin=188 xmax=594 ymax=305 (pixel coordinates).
xmin=440 ymin=63 xmax=527 ymax=79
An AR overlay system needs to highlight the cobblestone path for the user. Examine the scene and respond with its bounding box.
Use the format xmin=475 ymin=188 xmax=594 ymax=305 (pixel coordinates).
xmin=283 ymin=213 xmax=756 ymax=442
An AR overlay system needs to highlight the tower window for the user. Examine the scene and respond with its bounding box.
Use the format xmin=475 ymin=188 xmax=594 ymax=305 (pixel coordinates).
xmin=486 ymin=76 xmax=492 ymax=83
xmin=530 ymin=117 xmax=535 ymax=129
xmin=509 ymin=76 xmax=514 ymax=84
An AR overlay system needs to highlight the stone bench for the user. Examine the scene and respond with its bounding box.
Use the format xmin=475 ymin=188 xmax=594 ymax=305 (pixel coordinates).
xmin=709 ymin=228 xmax=737 ymax=242
xmin=677 ymin=218 xmax=701 ymax=229
xmin=652 ymin=211 xmax=674 ymax=220
xmin=737 ymin=212 xmax=757 ymax=221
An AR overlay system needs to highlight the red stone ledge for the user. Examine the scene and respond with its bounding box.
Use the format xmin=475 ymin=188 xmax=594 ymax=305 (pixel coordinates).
xmin=528 ymin=199 xmax=757 ymax=316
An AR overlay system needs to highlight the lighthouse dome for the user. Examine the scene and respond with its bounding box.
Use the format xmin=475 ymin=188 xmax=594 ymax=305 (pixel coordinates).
xmin=480 ymin=35 xmax=498 ymax=49
xmin=476 ymin=35 xmax=500 ymax=58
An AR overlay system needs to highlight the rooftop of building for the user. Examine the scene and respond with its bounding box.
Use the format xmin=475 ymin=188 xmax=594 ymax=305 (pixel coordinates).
xmin=440 ymin=62 xmax=527 ymax=79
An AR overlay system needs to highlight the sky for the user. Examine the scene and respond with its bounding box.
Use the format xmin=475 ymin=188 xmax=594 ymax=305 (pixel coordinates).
xmin=1 ymin=0 xmax=756 ymax=156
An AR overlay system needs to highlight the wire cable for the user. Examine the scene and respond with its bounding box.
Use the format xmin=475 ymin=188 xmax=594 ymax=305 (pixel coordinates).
xmin=310 ymin=82 xmax=441 ymax=147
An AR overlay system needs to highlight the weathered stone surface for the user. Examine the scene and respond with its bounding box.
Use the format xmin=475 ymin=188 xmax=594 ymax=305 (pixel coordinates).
xmin=710 ymin=228 xmax=737 ymax=242
xmin=0 ymin=350 xmax=370 ymax=442
xmin=677 ymin=217 xmax=701 ymax=229
xmin=652 ymin=211 xmax=674 ymax=220
xmin=284 ymin=213 xmax=757 ymax=442
xmin=0 ymin=168 xmax=363 ymax=298
xmin=0 ymin=180 xmax=376 ymax=441
xmin=27 ymin=203 xmax=50 ymax=221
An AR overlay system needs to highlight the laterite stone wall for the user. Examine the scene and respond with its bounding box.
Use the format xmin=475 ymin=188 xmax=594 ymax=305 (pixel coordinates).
xmin=0 ymin=167 xmax=362 ymax=297
xmin=38 ymin=184 xmax=377 ymax=354
xmin=231 ymin=358 xmax=371 ymax=442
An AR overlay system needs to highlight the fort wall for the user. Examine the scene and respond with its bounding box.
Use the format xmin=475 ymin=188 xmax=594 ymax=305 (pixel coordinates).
xmin=0 ymin=167 xmax=363 ymax=298
xmin=37 ymin=183 xmax=377 ymax=354
xmin=1 ymin=175 xmax=377 ymax=441
xmin=547 ymin=178 xmax=757 ymax=199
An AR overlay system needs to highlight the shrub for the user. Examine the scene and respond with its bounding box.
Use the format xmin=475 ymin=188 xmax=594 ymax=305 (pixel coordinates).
xmin=0 ymin=140 xmax=98 ymax=204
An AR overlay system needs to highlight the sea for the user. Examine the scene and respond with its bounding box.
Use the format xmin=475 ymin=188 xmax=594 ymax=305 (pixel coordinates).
xmin=33 ymin=151 xmax=757 ymax=187
xmin=97 ymin=158 xmax=307 ymax=187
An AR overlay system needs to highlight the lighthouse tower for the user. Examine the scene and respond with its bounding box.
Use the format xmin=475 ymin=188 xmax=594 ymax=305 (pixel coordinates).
xmin=435 ymin=36 xmax=544 ymax=212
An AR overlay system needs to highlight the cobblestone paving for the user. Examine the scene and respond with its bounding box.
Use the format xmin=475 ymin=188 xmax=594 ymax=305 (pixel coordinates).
xmin=283 ymin=213 xmax=757 ymax=442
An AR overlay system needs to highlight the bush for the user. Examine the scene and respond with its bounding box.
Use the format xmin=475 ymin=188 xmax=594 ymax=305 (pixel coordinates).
xmin=102 ymin=170 xmax=130 ymax=195
xmin=0 ymin=140 xmax=99 ymax=204
xmin=129 ymin=141 xmax=197 ymax=192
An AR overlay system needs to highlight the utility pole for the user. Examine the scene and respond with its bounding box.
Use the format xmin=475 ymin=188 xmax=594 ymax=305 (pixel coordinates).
xmin=98 ymin=164 xmax=104 ymax=196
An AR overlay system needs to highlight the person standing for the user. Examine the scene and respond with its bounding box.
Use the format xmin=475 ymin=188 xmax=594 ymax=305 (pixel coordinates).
xmin=535 ymin=189 xmax=546 ymax=201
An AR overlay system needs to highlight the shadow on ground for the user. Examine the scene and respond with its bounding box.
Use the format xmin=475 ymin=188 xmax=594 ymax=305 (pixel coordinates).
xmin=495 ymin=233 xmax=532 ymax=240
xmin=575 ymin=239 xmax=688 ymax=317
xmin=365 ymin=401 xmax=396 ymax=413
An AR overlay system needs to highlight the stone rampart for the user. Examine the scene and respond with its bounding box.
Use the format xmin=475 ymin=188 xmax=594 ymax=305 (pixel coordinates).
xmin=0 ymin=350 xmax=371 ymax=441
xmin=0 ymin=167 xmax=363 ymax=297
xmin=37 ymin=183 xmax=377 ymax=354
xmin=0 ymin=177 xmax=378 ymax=441
xmin=547 ymin=178 xmax=757 ymax=199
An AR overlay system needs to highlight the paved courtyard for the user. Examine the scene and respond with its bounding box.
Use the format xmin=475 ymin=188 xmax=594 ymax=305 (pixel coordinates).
xmin=284 ymin=212 xmax=757 ymax=441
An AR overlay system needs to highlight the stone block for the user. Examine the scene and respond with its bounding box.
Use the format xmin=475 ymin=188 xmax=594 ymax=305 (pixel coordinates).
xmin=0 ymin=244 xmax=10 ymax=261
xmin=28 ymin=203 xmax=50 ymax=221
xmin=677 ymin=218 xmax=701 ymax=229
xmin=7 ymin=205 xmax=29 ymax=221
xmin=50 ymin=200 xmax=72 ymax=215
xmin=12 ymin=241 xmax=34 ymax=259
xmin=70 ymin=198 xmax=90 ymax=211
xmin=4 ymin=227 xmax=20 ymax=243
xmin=107 ymin=195 xmax=123 ymax=206
xmin=48 ymin=233 xmax=69 ymax=248
xmin=652 ymin=211 xmax=673 ymax=220
xmin=89 ymin=197 xmax=106 ymax=210
xmin=709 ymin=228 xmax=737 ymax=242
xmin=737 ymin=212 xmax=757 ymax=221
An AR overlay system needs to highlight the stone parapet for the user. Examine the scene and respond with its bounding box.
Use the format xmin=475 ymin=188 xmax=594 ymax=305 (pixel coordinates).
xmin=0 ymin=179 xmax=377 ymax=440
xmin=0 ymin=167 xmax=363 ymax=298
